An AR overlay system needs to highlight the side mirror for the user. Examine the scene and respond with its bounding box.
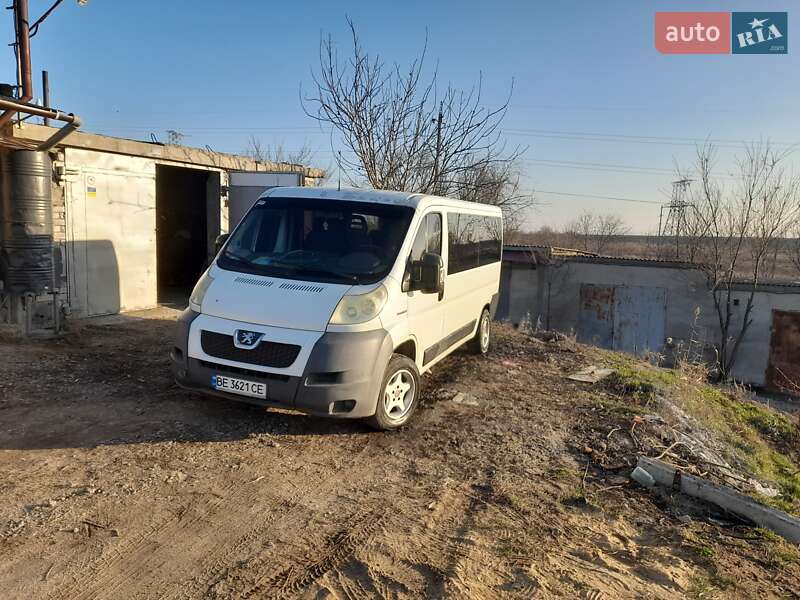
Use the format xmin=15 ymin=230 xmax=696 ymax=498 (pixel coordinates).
xmin=419 ymin=252 xmax=444 ymax=296
xmin=215 ymin=233 xmax=230 ymax=254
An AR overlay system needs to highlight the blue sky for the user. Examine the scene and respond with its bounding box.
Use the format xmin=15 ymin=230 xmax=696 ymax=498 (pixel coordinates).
xmin=1 ymin=0 xmax=796 ymax=232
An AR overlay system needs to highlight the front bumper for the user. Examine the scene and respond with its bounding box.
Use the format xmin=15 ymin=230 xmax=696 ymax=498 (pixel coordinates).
xmin=171 ymin=309 xmax=393 ymax=419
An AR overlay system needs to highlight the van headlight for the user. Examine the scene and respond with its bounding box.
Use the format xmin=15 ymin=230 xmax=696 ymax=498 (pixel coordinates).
xmin=329 ymin=285 xmax=388 ymax=325
xmin=189 ymin=271 xmax=214 ymax=311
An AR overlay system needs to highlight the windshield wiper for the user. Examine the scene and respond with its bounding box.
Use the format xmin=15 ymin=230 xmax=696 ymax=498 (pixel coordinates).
xmin=286 ymin=267 xmax=359 ymax=283
xmin=221 ymin=252 xmax=249 ymax=264
xmin=264 ymin=260 xmax=360 ymax=283
xmin=220 ymin=255 xmax=361 ymax=283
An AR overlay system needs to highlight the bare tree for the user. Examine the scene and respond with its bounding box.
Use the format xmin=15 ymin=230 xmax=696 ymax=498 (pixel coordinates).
xmin=564 ymin=211 xmax=628 ymax=254
xmin=452 ymin=160 xmax=533 ymax=240
xmin=594 ymin=214 xmax=629 ymax=254
xmin=680 ymin=143 xmax=800 ymax=379
xmin=303 ymin=18 xmax=531 ymax=220
xmin=244 ymin=135 xmax=314 ymax=165
xmin=522 ymin=225 xmax=562 ymax=247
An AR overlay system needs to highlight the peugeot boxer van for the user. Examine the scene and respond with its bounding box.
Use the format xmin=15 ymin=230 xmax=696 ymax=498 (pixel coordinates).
xmin=171 ymin=187 xmax=502 ymax=430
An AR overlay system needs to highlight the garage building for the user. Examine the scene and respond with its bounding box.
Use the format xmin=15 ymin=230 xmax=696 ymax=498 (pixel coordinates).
xmin=0 ymin=123 xmax=324 ymax=334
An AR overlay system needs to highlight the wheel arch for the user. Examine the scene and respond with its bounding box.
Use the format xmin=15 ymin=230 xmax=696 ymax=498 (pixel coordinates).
xmin=393 ymin=337 xmax=417 ymax=363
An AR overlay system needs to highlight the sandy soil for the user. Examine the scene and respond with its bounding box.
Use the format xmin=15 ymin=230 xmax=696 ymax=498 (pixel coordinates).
xmin=0 ymin=309 xmax=798 ymax=599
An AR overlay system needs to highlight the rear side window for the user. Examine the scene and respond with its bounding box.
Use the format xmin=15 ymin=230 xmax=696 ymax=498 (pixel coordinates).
xmin=447 ymin=213 xmax=502 ymax=275
xmin=409 ymin=213 xmax=442 ymax=262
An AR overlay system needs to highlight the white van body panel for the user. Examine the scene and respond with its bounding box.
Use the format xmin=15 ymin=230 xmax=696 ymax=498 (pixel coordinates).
xmin=188 ymin=313 xmax=324 ymax=378
xmin=442 ymin=261 xmax=501 ymax=344
xmin=200 ymin=264 xmax=352 ymax=332
xmin=382 ymin=200 xmax=502 ymax=373
xmin=174 ymin=187 xmax=502 ymax=419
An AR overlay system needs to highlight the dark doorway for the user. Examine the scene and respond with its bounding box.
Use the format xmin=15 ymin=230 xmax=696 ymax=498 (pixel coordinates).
xmin=766 ymin=310 xmax=800 ymax=394
xmin=156 ymin=165 xmax=210 ymax=304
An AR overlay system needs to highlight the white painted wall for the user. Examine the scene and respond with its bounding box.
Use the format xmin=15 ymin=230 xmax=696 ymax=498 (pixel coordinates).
xmin=64 ymin=148 xmax=157 ymax=316
xmin=62 ymin=148 xmax=229 ymax=317
xmin=227 ymin=172 xmax=302 ymax=230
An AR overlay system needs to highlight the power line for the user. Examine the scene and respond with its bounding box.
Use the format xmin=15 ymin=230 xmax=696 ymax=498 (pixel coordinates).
xmin=92 ymin=123 xmax=330 ymax=135
xmin=503 ymin=128 xmax=799 ymax=149
xmin=524 ymin=158 xmax=673 ymax=173
xmin=28 ymin=0 xmax=65 ymax=38
xmin=90 ymin=123 xmax=800 ymax=147
xmin=522 ymin=158 xmax=737 ymax=180
xmin=522 ymin=159 xmax=672 ymax=177
xmin=535 ymin=190 xmax=662 ymax=206
xmin=88 ymin=122 xmax=800 ymax=150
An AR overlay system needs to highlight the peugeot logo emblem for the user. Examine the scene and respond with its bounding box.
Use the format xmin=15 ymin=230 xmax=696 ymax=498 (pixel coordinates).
xmin=234 ymin=329 xmax=263 ymax=349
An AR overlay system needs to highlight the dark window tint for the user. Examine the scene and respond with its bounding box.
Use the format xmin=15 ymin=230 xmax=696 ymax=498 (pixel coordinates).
xmin=447 ymin=213 xmax=502 ymax=275
xmin=409 ymin=213 xmax=442 ymax=262
xmin=218 ymin=198 xmax=414 ymax=285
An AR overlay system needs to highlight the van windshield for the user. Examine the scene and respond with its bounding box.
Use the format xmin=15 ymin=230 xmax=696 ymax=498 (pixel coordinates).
xmin=217 ymin=197 xmax=415 ymax=285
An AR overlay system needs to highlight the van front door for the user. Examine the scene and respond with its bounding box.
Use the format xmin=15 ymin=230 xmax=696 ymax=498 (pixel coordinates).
xmin=405 ymin=212 xmax=444 ymax=368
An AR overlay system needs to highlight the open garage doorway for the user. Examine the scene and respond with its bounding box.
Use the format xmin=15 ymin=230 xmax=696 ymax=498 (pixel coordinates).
xmin=155 ymin=165 xmax=220 ymax=306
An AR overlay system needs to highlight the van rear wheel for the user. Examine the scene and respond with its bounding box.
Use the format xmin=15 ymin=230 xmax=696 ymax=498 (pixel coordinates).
xmin=468 ymin=308 xmax=491 ymax=355
xmin=366 ymin=354 xmax=420 ymax=431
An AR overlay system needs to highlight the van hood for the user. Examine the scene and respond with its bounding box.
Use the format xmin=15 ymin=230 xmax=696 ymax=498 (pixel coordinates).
xmin=200 ymin=267 xmax=351 ymax=332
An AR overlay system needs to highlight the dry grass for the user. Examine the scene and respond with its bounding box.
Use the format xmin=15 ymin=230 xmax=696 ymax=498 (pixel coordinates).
xmin=594 ymin=349 xmax=800 ymax=515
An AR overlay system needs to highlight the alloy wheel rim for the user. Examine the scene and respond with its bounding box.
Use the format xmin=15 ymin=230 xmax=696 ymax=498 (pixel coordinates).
xmin=383 ymin=369 xmax=415 ymax=420
xmin=480 ymin=316 xmax=490 ymax=351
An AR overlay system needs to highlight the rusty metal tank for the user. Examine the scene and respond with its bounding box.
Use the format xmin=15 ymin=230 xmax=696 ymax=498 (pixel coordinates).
xmin=0 ymin=150 xmax=54 ymax=293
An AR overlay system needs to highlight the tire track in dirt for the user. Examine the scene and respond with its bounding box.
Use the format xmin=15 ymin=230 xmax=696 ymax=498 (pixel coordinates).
xmin=241 ymin=508 xmax=389 ymax=600
xmin=45 ymin=436 xmax=371 ymax=600
xmin=178 ymin=405 xmax=482 ymax=599
xmin=45 ymin=476 xmax=253 ymax=600
xmin=168 ymin=434 xmax=382 ymax=600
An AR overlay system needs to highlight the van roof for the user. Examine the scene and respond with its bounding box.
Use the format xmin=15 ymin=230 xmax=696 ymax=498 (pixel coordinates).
xmin=261 ymin=186 xmax=502 ymax=215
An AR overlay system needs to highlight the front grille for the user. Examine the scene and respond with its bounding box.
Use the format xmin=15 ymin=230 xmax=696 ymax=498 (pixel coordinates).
xmin=200 ymin=331 xmax=301 ymax=368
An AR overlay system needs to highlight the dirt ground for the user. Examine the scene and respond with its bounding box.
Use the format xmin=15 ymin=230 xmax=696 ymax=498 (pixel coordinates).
xmin=1 ymin=309 xmax=799 ymax=599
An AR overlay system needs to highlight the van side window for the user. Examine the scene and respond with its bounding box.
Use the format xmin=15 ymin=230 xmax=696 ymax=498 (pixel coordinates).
xmin=447 ymin=213 xmax=502 ymax=275
xmin=409 ymin=213 xmax=442 ymax=262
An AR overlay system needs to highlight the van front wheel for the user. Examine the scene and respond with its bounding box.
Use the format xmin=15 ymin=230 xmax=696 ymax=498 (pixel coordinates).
xmin=366 ymin=354 xmax=420 ymax=431
xmin=468 ymin=308 xmax=491 ymax=355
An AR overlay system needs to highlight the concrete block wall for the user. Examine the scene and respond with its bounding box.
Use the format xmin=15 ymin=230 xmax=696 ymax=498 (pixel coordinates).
xmin=498 ymin=257 xmax=800 ymax=387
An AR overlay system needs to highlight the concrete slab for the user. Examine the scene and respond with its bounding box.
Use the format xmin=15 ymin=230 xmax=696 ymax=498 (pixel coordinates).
xmin=637 ymin=456 xmax=800 ymax=544
xmin=567 ymin=366 xmax=615 ymax=383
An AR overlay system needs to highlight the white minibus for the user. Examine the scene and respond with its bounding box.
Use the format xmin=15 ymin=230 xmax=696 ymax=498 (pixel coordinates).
xmin=171 ymin=187 xmax=502 ymax=430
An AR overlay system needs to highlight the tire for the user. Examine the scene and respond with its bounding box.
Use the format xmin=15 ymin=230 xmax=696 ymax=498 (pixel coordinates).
xmin=468 ymin=308 xmax=491 ymax=355
xmin=366 ymin=353 xmax=420 ymax=431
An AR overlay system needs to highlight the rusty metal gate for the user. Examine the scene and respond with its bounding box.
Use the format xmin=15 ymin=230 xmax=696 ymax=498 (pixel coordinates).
xmin=576 ymin=285 xmax=615 ymax=349
xmin=577 ymin=284 xmax=666 ymax=356
xmin=766 ymin=310 xmax=800 ymax=393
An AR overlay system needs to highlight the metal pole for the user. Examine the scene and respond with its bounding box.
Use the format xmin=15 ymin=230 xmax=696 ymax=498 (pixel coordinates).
xmin=432 ymin=102 xmax=443 ymax=195
xmin=42 ymin=70 xmax=50 ymax=125
xmin=0 ymin=0 xmax=33 ymax=128
xmin=0 ymin=97 xmax=82 ymax=148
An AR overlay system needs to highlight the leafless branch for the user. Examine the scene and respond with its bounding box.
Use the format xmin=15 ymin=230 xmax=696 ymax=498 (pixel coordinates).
xmin=679 ymin=143 xmax=800 ymax=379
xmin=302 ymin=18 xmax=532 ymax=221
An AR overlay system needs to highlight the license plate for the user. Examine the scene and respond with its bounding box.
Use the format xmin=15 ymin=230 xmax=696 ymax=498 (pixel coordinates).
xmin=211 ymin=375 xmax=267 ymax=399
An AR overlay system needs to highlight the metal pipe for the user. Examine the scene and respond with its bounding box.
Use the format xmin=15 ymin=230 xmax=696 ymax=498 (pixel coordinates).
xmin=38 ymin=116 xmax=81 ymax=150
xmin=0 ymin=0 xmax=33 ymax=128
xmin=0 ymin=97 xmax=81 ymax=149
xmin=42 ymin=70 xmax=50 ymax=125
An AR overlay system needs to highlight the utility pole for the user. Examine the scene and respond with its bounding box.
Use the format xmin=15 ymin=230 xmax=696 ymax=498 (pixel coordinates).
xmin=432 ymin=101 xmax=443 ymax=195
